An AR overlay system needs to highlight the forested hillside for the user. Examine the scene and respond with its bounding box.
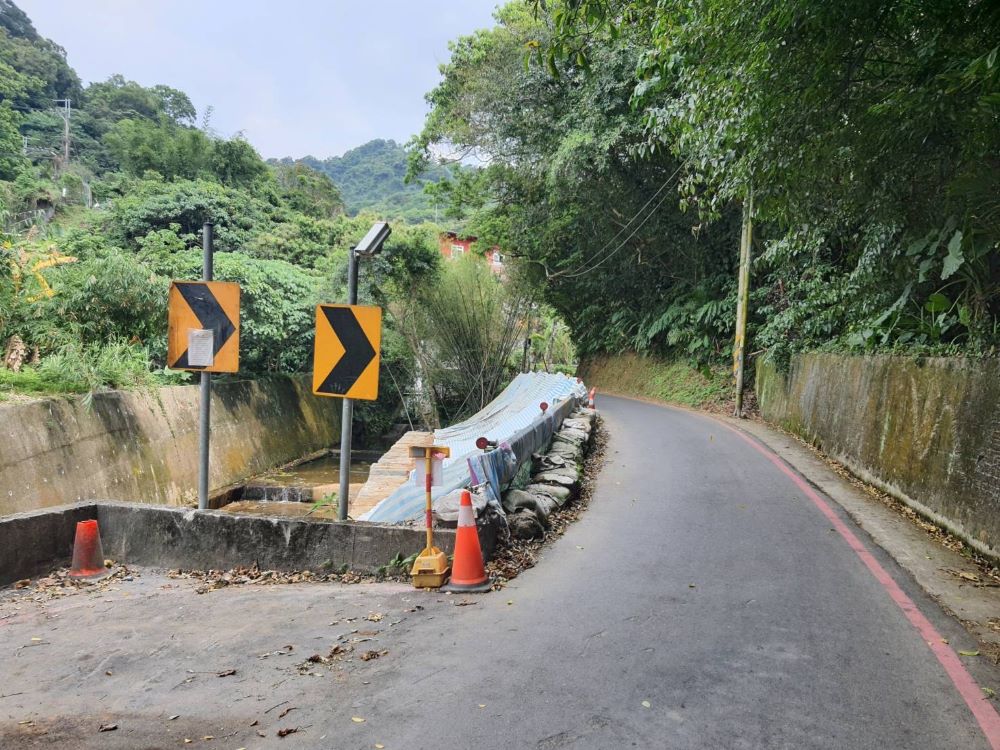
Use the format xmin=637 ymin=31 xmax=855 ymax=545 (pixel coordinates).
xmin=0 ymin=1 xmax=573 ymax=428
xmin=413 ymin=1 xmax=1000 ymax=369
xmin=281 ymin=139 xmax=455 ymax=222
xmin=0 ymin=1 xmax=438 ymax=431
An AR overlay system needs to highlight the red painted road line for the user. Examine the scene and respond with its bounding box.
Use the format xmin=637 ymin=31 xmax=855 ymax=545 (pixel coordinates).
xmin=720 ymin=421 xmax=1000 ymax=750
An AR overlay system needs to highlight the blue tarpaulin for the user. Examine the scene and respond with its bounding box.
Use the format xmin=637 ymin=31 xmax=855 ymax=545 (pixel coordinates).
xmin=360 ymin=372 xmax=585 ymax=523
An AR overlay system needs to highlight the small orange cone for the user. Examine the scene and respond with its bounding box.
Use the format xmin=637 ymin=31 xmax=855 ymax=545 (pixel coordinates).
xmin=68 ymin=519 xmax=110 ymax=580
xmin=443 ymin=491 xmax=491 ymax=593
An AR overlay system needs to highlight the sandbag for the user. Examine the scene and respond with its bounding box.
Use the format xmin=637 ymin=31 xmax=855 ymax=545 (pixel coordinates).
xmin=433 ymin=487 xmax=488 ymax=523
xmin=525 ymin=483 xmax=573 ymax=505
xmin=509 ymin=509 xmax=545 ymax=539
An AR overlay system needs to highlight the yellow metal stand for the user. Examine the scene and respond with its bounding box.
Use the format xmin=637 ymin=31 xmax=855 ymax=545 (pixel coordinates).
xmin=409 ymin=445 xmax=451 ymax=589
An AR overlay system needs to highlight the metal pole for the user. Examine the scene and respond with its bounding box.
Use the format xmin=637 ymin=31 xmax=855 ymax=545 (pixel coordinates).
xmin=337 ymin=248 xmax=359 ymax=520
xmin=198 ymin=222 xmax=214 ymax=510
xmin=733 ymin=192 xmax=753 ymax=418
xmin=424 ymin=450 xmax=433 ymax=551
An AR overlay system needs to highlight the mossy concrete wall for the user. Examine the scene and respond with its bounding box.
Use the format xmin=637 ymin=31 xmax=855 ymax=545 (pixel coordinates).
xmin=0 ymin=376 xmax=341 ymax=516
xmin=756 ymin=354 xmax=1000 ymax=557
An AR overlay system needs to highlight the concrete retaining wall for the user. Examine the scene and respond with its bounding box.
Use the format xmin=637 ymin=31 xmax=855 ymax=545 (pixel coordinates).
xmin=0 ymin=502 xmax=509 ymax=587
xmin=0 ymin=376 xmax=341 ymax=516
xmin=756 ymin=354 xmax=1000 ymax=557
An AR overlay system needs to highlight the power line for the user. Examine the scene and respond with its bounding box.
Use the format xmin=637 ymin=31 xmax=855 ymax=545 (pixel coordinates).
xmin=549 ymin=161 xmax=686 ymax=280
xmin=557 ymin=186 xmax=674 ymax=280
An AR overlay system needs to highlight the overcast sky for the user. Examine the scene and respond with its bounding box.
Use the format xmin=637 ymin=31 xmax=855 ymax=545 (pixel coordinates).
xmin=17 ymin=0 xmax=499 ymax=159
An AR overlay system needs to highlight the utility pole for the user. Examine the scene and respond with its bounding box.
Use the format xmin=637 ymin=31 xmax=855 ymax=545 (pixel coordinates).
xmin=732 ymin=192 xmax=753 ymax=418
xmin=54 ymin=98 xmax=71 ymax=173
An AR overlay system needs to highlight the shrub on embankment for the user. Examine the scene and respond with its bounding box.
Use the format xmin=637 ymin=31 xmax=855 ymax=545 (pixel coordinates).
xmin=577 ymin=354 xmax=730 ymax=411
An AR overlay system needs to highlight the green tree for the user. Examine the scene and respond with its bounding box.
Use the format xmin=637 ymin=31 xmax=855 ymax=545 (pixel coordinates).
xmin=0 ymin=101 xmax=23 ymax=180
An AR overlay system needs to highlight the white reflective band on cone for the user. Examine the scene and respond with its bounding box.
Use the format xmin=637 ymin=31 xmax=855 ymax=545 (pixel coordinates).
xmin=457 ymin=503 xmax=475 ymax=528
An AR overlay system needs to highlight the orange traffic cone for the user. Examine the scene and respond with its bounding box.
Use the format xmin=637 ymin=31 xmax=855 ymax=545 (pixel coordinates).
xmin=68 ymin=519 xmax=109 ymax=580
xmin=443 ymin=491 xmax=491 ymax=593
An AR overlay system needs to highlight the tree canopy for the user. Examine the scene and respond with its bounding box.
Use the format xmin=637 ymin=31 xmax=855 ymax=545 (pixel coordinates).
xmin=412 ymin=0 xmax=1000 ymax=366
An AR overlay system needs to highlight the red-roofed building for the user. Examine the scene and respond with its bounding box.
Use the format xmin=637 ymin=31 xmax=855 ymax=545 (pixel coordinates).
xmin=439 ymin=231 xmax=505 ymax=276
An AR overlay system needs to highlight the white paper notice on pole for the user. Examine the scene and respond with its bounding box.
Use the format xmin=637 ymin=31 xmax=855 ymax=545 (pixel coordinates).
xmin=187 ymin=329 xmax=215 ymax=367
xmin=413 ymin=454 xmax=445 ymax=487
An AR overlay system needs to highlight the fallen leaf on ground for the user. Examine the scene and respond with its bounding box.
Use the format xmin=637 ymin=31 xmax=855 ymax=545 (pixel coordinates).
xmin=351 ymin=716 xmax=366 ymax=723
xmin=249 ymin=719 xmax=258 ymax=727
xmin=375 ymin=745 xmax=385 ymax=749
xmin=277 ymin=727 xmax=299 ymax=737
xmin=105 ymin=670 xmax=113 ymax=676
xmin=366 ymin=613 xmax=384 ymax=622
xmin=478 ymin=704 xmax=486 ymax=709
xmin=959 ymin=650 xmax=980 ymax=657
xmin=360 ymin=650 xmax=385 ymax=661
xmin=278 ymin=707 xmax=296 ymax=719
xmin=168 ymin=715 xmax=179 ymax=721
xmin=14 ymin=579 xmax=30 ymax=589
xmin=202 ymin=736 xmax=214 ymax=741
xmin=217 ymin=669 xmax=237 ymax=677
xmin=454 ymin=600 xmax=477 ymax=607
xmin=983 ymin=687 xmax=996 ymax=698
xmin=98 ymin=723 xmax=117 ymax=732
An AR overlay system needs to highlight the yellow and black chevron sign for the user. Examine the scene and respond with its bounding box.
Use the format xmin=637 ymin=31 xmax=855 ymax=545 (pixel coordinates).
xmin=167 ymin=281 xmax=240 ymax=373
xmin=312 ymin=304 xmax=381 ymax=400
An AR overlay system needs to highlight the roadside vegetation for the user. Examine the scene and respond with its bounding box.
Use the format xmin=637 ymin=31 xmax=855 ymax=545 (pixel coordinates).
xmin=0 ymin=3 xmax=575 ymax=426
xmin=411 ymin=1 xmax=1000 ymax=375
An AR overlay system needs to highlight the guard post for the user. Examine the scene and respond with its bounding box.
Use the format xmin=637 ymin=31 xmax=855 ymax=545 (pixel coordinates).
xmin=409 ymin=445 xmax=450 ymax=588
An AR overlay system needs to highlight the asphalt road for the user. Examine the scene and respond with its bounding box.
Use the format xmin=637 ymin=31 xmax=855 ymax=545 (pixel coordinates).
xmin=332 ymin=395 xmax=999 ymax=750
xmin=3 ymin=395 xmax=998 ymax=749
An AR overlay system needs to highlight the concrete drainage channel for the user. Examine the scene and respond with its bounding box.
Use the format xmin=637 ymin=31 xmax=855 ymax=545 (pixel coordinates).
xmin=0 ymin=410 xmax=597 ymax=590
xmin=211 ymin=448 xmax=384 ymax=507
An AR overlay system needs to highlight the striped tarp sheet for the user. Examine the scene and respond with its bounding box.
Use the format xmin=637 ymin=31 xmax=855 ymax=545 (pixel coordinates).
xmin=360 ymin=372 xmax=585 ymax=523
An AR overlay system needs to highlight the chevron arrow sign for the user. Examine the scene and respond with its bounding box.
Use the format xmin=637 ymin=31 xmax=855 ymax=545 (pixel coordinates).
xmin=167 ymin=281 xmax=240 ymax=373
xmin=312 ymin=304 xmax=382 ymax=400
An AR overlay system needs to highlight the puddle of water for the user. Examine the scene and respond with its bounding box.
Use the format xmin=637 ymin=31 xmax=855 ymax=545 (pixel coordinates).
xmin=249 ymin=455 xmax=372 ymax=489
xmin=220 ymin=454 xmax=376 ymax=518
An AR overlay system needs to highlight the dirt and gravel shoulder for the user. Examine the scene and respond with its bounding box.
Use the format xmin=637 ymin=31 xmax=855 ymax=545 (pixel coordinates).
xmin=0 ymin=419 xmax=610 ymax=748
xmin=0 ymin=569 xmax=490 ymax=748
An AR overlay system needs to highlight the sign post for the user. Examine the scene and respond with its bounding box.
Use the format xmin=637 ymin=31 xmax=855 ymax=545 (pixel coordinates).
xmin=167 ymin=222 xmax=241 ymax=510
xmin=408 ymin=445 xmax=451 ymax=588
xmin=312 ymin=222 xmax=390 ymax=521
xmin=199 ymin=223 xmax=212 ymax=511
